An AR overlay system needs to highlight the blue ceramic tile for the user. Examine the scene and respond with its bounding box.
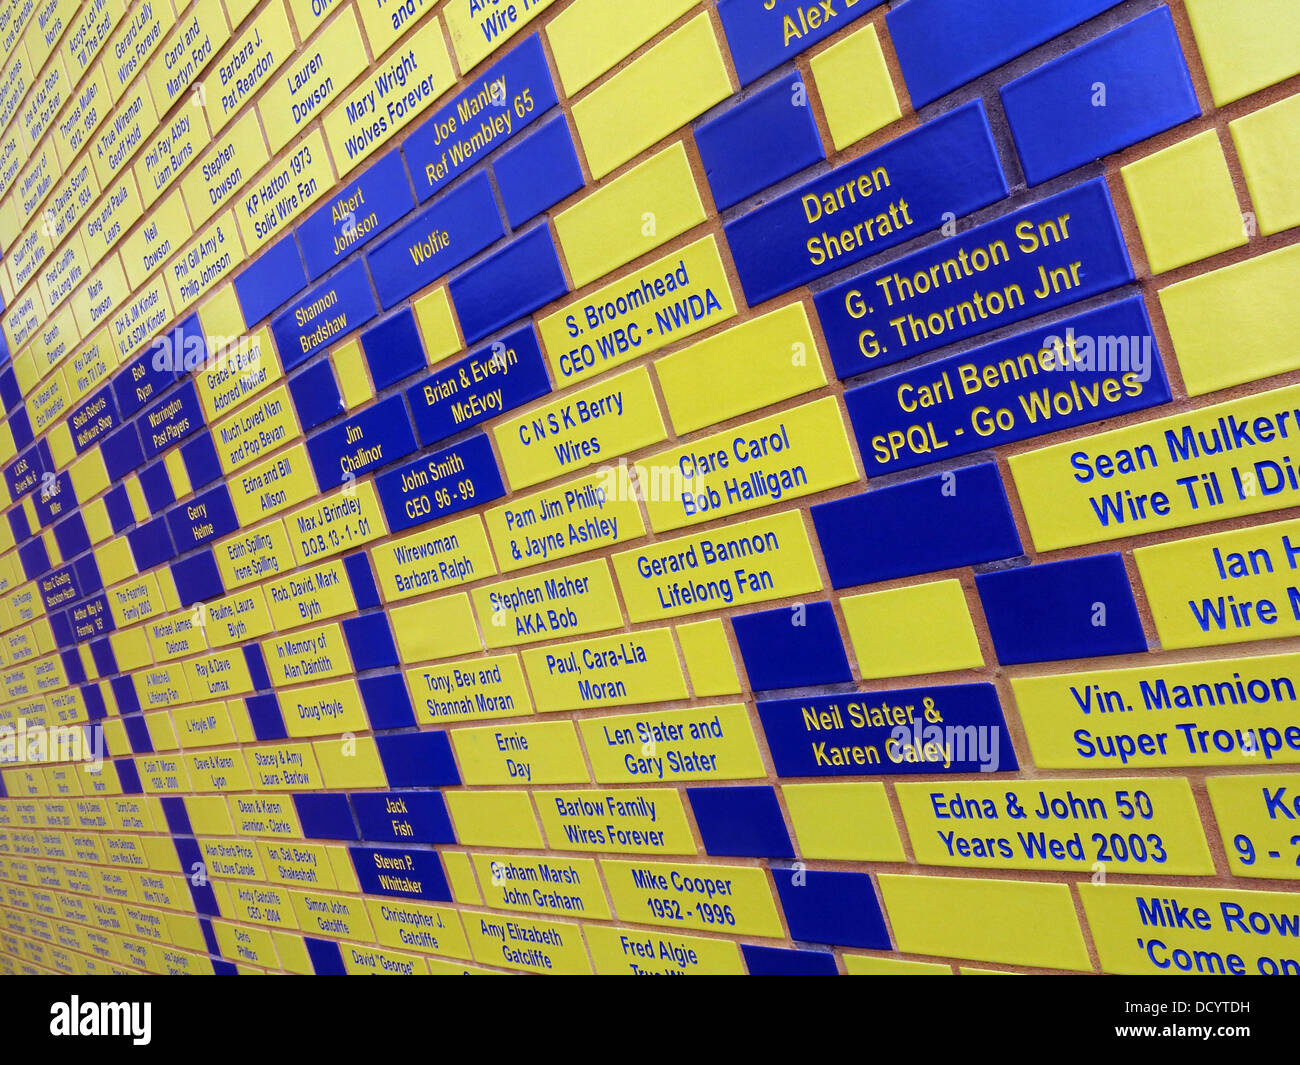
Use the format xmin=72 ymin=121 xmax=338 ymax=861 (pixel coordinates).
xmin=200 ymin=917 xmax=220 ymax=956
xmin=304 ymin=938 xmax=346 ymax=975
xmin=345 ymin=552 xmax=382 ymax=610
xmin=39 ymin=564 xmax=80 ymax=610
xmin=109 ymin=677 xmax=139 ymax=714
xmin=114 ymin=758 xmax=142 ymax=794
xmin=82 ymin=684 xmax=106 ymax=719
xmin=271 ymin=260 xmax=378 ymax=370
xmin=297 ymin=150 xmax=416 ymax=279
xmin=180 ymin=432 xmax=223 ymax=488
xmin=1000 ymin=7 xmax=1199 ymax=185
xmin=247 ymin=693 xmax=287 ymax=741
xmin=104 ymin=485 xmax=133 ymax=532
xmin=403 ymin=34 xmax=558 ymax=201
xmin=350 ymin=846 xmax=451 ymax=902
xmin=140 ymin=380 xmax=205 ymax=460
xmin=812 ymin=462 xmax=1021 ymax=588
xmin=759 ymin=682 xmax=1019 ymax=776
xmin=376 ymin=731 xmax=461 ymax=787
xmin=305 ymin=393 xmax=418 ymax=492
xmin=234 ymin=234 xmax=307 ymax=325
xmin=17 ymin=537 xmax=50 ymax=579
xmin=89 ymin=637 xmax=116 ymax=677
xmin=7 ymin=407 xmax=30 ymax=450
xmin=449 ymin=225 xmax=569 ymax=345
xmin=343 ymin=612 xmax=399 ymax=670
xmin=0 ymin=366 xmax=19 ymax=411
xmin=732 ymin=600 xmax=851 ymax=690
xmin=7 ymin=508 xmax=29 ymax=546
xmin=170 ymin=550 xmax=224 ymax=607
xmin=68 ymin=593 xmax=113 ymax=641
xmin=73 ymin=553 xmax=102 ymax=595
xmin=976 ymin=553 xmax=1147 ymax=664
xmin=127 ymin=516 xmax=176 ymax=570
xmin=138 ymin=461 xmax=175 ymax=513
xmin=67 ymin=386 xmax=121 ymax=454
xmin=775 ymin=869 xmax=891 ymax=949
xmin=359 ymin=673 xmax=415 ymax=730
xmin=493 ymin=114 xmax=584 ymax=228
xmin=288 ymin=360 xmax=345 ymax=431
xmin=844 ymin=298 xmax=1171 ymax=476
xmin=101 ymin=423 xmax=145 ymax=479
xmin=695 ymin=75 xmax=825 ymax=210
xmin=53 ymin=514 xmax=90 ymax=559
xmin=352 ymin=791 xmax=455 ymax=844
xmin=742 ymin=944 xmax=838 ymax=975
xmin=165 ymin=483 xmax=239 ymax=549
xmin=888 ymin=0 xmax=1121 ymax=107
xmin=725 ymin=100 xmax=1008 ymax=305
xmin=245 ymin=644 xmax=272 ymax=691
xmin=292 ymin=794 xmax=359 ymax=840
xmin=359 ymin=307 xmax=427 ymax=391
xmin=815 ymin=179 xmax=1135 ymax=379
xmin=405 ymin=323 xmax=552 ymax=447
xmin=61 ymin=650 xmax=86 ymax=685
xmin=686 ymin=785 xmax=795 ymax=858
xmin=161 ymin=796 xmax=191 ymax=836
xmin=375 ymin=433 xmax=506 ymax=534
xmin=366 ymin=172 xmax=504 ymax=308
xmin=717 ymin=0 xmax=883 ymax=85
xmin=31 ymin=471 xmax=77 ymax=526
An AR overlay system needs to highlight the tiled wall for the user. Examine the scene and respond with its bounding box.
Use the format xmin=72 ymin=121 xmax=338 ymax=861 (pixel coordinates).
xmin=0 ymin=0 xmax=1298 ymax=976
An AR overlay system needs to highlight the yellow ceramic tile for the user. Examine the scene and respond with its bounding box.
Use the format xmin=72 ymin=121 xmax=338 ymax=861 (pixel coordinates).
xmin=1010 ymin=652 xmax=1300 ymax=770
xmin=844 ymin=955 xmax=952 ymax=975
xmin=451 ymin=720 xmax=588 ymax=785
xmin=602 ymin=858 xmax=782 ymax=937
xmin=330 ymin=341 xmax=373 ymax=409
xmin=578 ymin=703 xmax=764 ymax=784
xmin=534 ymin=787 xmax=697 ymax=855
xmin=520 ymin=626 xmax=687 ymax=712
xmin=538 ymin=236 xmax=737 ymax=388
xmin=782 ymin=782 xmax=905 ymax=861
xmin=492 ymin=365 xmax=667 ymax=490
xmin=811 ymin=22 xmax=901 ymax=151
xmin=879 ymin=874 xmax=1091 ymax=971
xmin=654 ymin=302 xmax=826 ymax=435
xmin=470 ymin=559 xmax=624 ymax=649
xmin=1230 ymin=92 xmax=1300 ymax=237
xmin=1121 ymin=131 xmax=1246 ymax=274
xmin=572 ymin=14 xmax=731 ymax=179
xmin=1185 ymin=0 xmax=1300 ymax=106
xmin=585 ymin=923 xmax=744 ymax=975
xmin=1008 ymin=381 xmax=1300 ymax=550
xmin=204 ymin=0 xmax=294 ymax=133
xmin=446 ymin=790 xmax=543 ymax=849
xmin=553 ymin=142 xmax=705 ymax=287
xmin=442 ymin=0 xmax=557 ymax=71
xmin=411 ymin=287 xmax=462 ymax=366
xmin=404 ymin=653 xmax=535 ymax=724
xmin=391 ymin=593 xmax=482 ymax=662
xmin=675 ymin=618 xmax=742 ymax=696
xmin=546 ymin=0 xmax=697 ymax=96
xmin=1207 ymin=774 xmax=1300 ymax=879
xmin=1081 ymin=882 xmax=1300 ymax=974
xmin=841 ymin=579 xmax=983 ymax=679
xmin=637 ymin=397 xmax=858 ymax=532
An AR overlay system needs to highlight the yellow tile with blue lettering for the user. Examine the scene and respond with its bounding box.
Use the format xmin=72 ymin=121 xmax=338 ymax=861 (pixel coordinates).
xmin=536 ymin=788 xmax=698 ymax=855
xmin=145 ymin=0 xmax=230 ymax=114
xmin=640 ymin=397 xmax=857 ymax=532
xmin=471 ymin=558 xmax=624 ymax=649
xmin=897 ymin=778 xmax=1212 ymax=875
xmin=452 ymin=720 xmax=587 ymax=786
xmin=522 ymin=627 xmax=686 ymax=713
xmin=493 ymin=365 xmax=667 ymax=490
xmin=213 ymin=519 xmax=295 ymax=590
xmin=290 ymin=888 xmax=374 ymax=941
xmin=465 ymin=908 xmax=589 ymax=974
xmin=473 ymin=853 xmax=610 ymax=919
xmin=579 ymin=702 xmax=764 ymax=784
xmin=265 ymin=560 xmax=357 ymax=630
xmin=284 ymin=481 xmax=387 ymax=565
xmin=237 ymin=129 xmax=334 ymax=253
xmin=1081 ymin=882 xmax=1300 ymax=974
xmin=371 ymin=514 xmax=496 ymax=602
xmin=613 ymin=508 xmax=823 ymax=621
xmin=230 ymin=443 xmax=317 ymax=526
xmin=206 ymin=0 xmax=293 ymax=132
xmin=1207 ymin=774 xmax=1300 ymax=879
xmin=186 ymin=747 xmax=254 ymax=792
xmin=259 ymin=6 xmax=368 ymax=153
xmin=211 ymin=383 xmax=301 ymax=474
xmin=537 ymin=236 xmax=737 ymax=389
xmin=602 ymin=858 xmax=782 ymax=937
xmin=485 ymin=468 xmax=645 ymax=575
xmin=342 ymin=942 xmax=429 ymax=975
xmin=165 ymin=209 xmax=246 ymax=311
xmin=404 ymin=653 xmax=534 ymax=724
xmin=278 ymin=679 xmax=367 ymax=738
xmin=442 ymin=0 xmax=556 ymax=71
xmin=244 ymin=742 xmax=324 ymax=791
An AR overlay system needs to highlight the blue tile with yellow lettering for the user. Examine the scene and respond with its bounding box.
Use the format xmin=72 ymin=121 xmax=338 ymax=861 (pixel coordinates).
xmin=718 ymin=0 xmax=884 ymax=85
